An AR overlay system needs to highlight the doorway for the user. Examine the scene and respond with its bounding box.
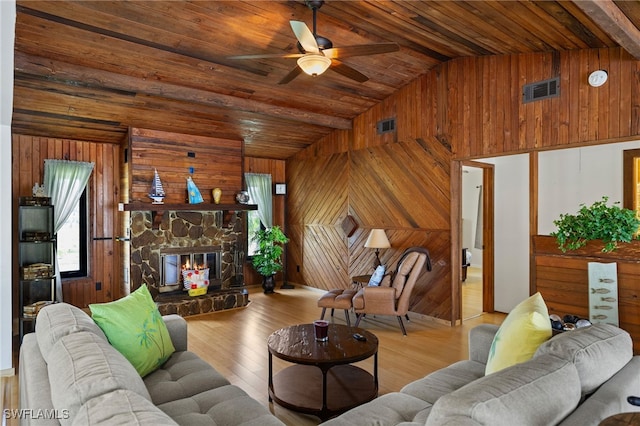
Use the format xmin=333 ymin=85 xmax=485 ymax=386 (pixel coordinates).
xmin=461 ymin=161 xmax=494 ymax=320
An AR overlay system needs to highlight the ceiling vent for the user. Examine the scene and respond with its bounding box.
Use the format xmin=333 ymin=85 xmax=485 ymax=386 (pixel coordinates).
xmin=377 ymin=118 xmax=396 ymax=135
xmin=522 ymin=78 xmax=559 ymax=103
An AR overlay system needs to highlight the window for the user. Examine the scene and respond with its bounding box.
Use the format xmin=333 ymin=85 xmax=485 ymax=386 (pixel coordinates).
xmin=247 ymin=202 xmax=262 ymax=257
xmin=244 ymin=173 xmax=273 ymax=257
xmin=57 ymin=189 xmax=88 ymax=277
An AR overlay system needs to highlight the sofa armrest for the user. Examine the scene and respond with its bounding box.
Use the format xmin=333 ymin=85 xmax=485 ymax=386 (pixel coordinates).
xmin=468 ymin=324 xmax=499 ymax=364
xmin=163 ymin=315 xmax=187 ymax=352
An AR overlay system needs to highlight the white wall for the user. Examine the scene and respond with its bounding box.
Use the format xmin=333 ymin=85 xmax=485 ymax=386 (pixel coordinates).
xmin=1 ymin=0 xmax=16 ymax=375
xmin=461 ymin=167 xmax=483 ymax=267
xmin=485 ymin=155 xmax=531 ymax=312
xmin=473 ymin=141 xmax=640 ymax=315
xmin=538 ymin=140 xmax=640 ymax=235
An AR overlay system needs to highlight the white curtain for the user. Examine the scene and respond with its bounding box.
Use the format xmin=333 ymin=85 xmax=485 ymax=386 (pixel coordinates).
xmin=44 ymin=159 xmax=94 ymax=301
xmin=245 ymin=173 xmax=272 ymax=228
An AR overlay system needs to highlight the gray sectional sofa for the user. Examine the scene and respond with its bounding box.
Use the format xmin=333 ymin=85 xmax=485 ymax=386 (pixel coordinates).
xmin=19 ymin=303 xmax=284 ymax=425
xmin=322 ymin=323 xmax=640 ymax=426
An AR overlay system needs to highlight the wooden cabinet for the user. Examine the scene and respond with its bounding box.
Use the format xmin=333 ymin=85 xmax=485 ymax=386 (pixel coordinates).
xmin=532 ymin=235 xmax=640 ymax=354
xmin=18 ymin=198 xmax=56 ymax=341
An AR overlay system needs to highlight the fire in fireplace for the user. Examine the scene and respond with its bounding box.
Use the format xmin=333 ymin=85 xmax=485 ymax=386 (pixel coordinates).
xmin=160 ymin=246 xmax=222 ymax=293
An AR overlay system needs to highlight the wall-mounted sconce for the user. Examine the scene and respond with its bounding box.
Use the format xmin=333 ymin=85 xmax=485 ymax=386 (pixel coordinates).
xmin=588 ymin=70 xmax=608 ymax=87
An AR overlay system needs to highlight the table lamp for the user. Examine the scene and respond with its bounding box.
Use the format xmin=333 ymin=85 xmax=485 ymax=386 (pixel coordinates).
xmin=364 ymin=229 xmax=390 ymax=267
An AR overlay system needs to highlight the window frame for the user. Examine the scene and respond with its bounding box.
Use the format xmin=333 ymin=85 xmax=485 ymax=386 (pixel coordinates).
xmin=58 ymin=189 xmax=89 ymax=278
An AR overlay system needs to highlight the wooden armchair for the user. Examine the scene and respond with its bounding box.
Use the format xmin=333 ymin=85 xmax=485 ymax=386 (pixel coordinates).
xmin=353 ymin=247 xmax=431 ymax=335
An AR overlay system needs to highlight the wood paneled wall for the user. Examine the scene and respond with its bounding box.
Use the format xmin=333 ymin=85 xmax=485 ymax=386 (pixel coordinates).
xmin=127 ymin=128 xmax=242 ymax=204
xmin=11 ymin=134 xmax=121 ymax=315
xmin=445 ymin=48 xmax=640 ymax=159
xmin=533 ymin=236 xmax=640 ymax=353
xmin=288 ymin=47 xmax=640 ymax=324
xmin=289 ymin=75 xmax=454 ymax=321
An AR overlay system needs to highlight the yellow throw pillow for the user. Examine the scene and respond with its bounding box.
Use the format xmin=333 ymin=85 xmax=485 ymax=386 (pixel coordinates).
xmin=485 ymin=292 xmax=552 ymax=375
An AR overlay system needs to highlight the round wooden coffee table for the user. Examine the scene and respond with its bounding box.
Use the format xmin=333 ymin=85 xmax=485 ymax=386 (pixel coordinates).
xmin=267 ymin=323 xmax=378 ymax=421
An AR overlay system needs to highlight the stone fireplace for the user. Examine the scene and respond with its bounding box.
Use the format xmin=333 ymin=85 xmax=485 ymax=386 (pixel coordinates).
xmin=128 ymin=209 xmax=249 ymax=316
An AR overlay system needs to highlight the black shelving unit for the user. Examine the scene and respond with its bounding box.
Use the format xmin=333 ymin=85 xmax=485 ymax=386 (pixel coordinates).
xmin=18 ymin=197 xmax=56 ymax=341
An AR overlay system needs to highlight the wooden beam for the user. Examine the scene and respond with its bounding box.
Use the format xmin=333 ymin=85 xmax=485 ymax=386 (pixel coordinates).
xmin=572 ymin=0 xmax=640 ymax=60
xmin=14 ymin=52 xmax=353 ymax=131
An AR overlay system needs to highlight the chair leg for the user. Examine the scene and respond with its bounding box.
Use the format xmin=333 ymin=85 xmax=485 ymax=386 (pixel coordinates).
xmin=343 ymin=310 xmax=351 ymax=327
xmin=330 ymin=308 xmax=335 ymax=317
xmin=397 ymin=316 xmax=407 ymax=336
xmin=355 ymin=314 xmax=364 ymax=327
xmin=320 ymin=307 xmax=326 ymax=320
xmin=405 ymin=314 xmax=410 ymax=322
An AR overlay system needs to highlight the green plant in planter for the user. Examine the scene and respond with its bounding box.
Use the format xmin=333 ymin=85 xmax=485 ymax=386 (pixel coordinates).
xmin=251 ymin=226 xmax=289 ymax=293
xmin=551 ymin=196 xmax=640 ymax=253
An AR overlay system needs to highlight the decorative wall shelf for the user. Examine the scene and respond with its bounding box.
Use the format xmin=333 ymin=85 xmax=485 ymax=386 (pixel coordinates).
xmin=122 ymin=203 xmax=257 ymax=229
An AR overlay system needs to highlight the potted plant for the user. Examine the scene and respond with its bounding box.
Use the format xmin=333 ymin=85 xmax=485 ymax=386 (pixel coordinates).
xmin=251 ymin=226 xmax=289 ymax=294
xmin=551 ymin=196 xmax=640 ymax=253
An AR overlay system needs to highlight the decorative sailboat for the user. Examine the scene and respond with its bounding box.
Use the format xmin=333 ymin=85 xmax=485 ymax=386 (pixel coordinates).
xmin=148 ymin=169 xmax=166 ymax=204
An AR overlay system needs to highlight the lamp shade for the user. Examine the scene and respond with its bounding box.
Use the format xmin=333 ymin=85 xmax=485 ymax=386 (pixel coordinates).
xmin=297 ymin=54 xmax=331 ymax=77
xmin=364 ymin=229 xmax=391 ymax=249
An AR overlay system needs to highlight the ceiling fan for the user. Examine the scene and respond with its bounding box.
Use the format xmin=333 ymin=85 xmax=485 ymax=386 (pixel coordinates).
xmin=229 ymin=0 xmax=399 ymax=84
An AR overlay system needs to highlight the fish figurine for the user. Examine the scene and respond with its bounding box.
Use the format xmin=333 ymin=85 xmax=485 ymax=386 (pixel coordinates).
xmin=598 ymin=278 xmax=615 ymax=283
xmin=591 ymin=288 xmax=611 ymax=294
xmin=601 ymin=297 xmax=617 ymax=302
xmin=591 ymin=314 xmax=608 ymax=320
xmin=593 ymin=305 xmax=613 ymax=310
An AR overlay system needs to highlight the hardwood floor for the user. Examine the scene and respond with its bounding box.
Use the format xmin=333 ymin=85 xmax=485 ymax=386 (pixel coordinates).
xmin=2 ymin=285 xmax=505 ymax=426
xmin=186 ymin=285 xmax=504 ymax=425
xmin=462 ymin=266 xmax=483 ymax=320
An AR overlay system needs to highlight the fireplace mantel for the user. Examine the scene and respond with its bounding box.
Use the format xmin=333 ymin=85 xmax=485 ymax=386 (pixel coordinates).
xmin=122 ymin=202 xmax=257 ymax=229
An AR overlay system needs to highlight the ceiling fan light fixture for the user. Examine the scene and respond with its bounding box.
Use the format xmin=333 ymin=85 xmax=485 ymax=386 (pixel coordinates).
xmin=297 ymin=55 xmax=331 ymax=77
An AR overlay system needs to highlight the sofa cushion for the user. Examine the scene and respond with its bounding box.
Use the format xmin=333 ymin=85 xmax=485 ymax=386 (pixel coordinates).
xmin=156 ymin=384 xmax=285 ymax=425
xmin=485 ymin=292 xmax=552 ymax=375
xmin=73 ymin=389 xmax=178 ymax=426
xmin=320 ymin=392 xmax=432 ymax=426
xmin=534 ymin=323 xmax=632 ymax=396
xmin=426 ymin=354 xmax=581 ymax=426
xmin=556 ymin=357 xmax=640 ymax=426
xmin=401 ymin=359 xmax=486 ymax=404
xmin=144 ymin=351 xmax=230 ymax=405
xmin=47 ymin=331 xmax=151 ymax=425
xmin=35 ymin=303 xmax=106 ymax=363
xmin=90 ymin=284 xmax=175 ymax=377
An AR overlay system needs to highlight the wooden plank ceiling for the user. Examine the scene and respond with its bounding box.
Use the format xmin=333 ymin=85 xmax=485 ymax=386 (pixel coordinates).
xmin=12 ymin=0 xmax=640 ymax=160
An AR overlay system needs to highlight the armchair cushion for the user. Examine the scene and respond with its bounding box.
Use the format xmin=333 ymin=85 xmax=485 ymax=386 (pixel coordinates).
xmin=352 ymin=286 xmax=397 ymax=313
xmin=391 ymin=252 xmax=421 ymax=297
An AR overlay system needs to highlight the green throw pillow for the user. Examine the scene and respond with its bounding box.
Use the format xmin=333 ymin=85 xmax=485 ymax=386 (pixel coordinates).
xmin=89 ymin=284 xmax=175 ymax=377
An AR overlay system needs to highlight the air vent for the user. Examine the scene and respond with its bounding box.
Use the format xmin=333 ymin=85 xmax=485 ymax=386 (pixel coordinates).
xmin=522 ymin=78 xmax=559 ymax=103
xmin=377 ymin=118 xmax=396 ymax=135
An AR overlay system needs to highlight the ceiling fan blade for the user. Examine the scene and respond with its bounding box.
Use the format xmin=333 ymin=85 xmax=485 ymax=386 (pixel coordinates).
xmin=278 ymin=66 xmax=303 ymax=85
xmin=228 ymin=53 xmax=304 ymax=60
xmin=323 ymin=43 xmax=399 ymax=59
xmin=290 ymin=21 xmax=320 ymax=54
xmin=328 ymin=59 xmax=369 ymax=83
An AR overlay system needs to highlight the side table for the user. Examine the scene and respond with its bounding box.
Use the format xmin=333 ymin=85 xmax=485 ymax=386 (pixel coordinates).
xmin=267 ymin=323 xmax=378 ymax=421
xmin=351 ymin=275 xmax=371 ymax=289
xmin=599 ymin=412 xmax=640 ymax=425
